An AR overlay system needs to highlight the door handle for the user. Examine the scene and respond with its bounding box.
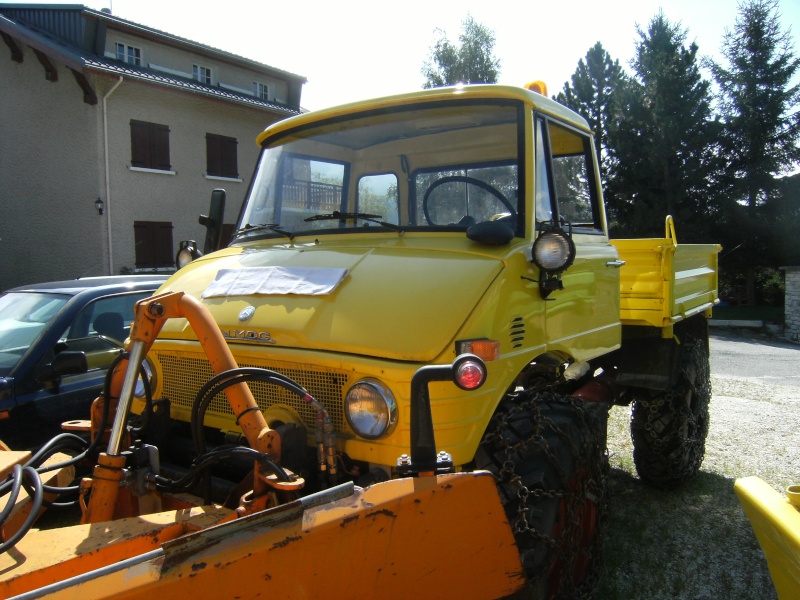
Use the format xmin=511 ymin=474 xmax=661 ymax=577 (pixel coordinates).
xmin=605 ymin=260 xmax=626 ymax=268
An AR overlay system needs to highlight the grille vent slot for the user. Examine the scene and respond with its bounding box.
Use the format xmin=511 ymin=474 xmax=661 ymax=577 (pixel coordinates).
xmin=510 ymin=316 xmax=525 ymax=348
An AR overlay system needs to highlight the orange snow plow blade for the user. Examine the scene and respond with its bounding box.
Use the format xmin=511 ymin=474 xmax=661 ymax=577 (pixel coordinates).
xmin=1 ymin=471 xmax=525 ymax=599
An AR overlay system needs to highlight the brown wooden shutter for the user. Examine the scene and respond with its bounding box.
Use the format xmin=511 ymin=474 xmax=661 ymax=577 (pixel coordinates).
xmin=131 ymin=121 xmax=170 ymax=170
xmin=221 ymin=136 xmax=238 ymax=178
xmin=206 ymin=134 xmax=238 ymax=177
xmin=134 ymin=221 xmax=174 ymax=268
xmin=130 ymin=120 xmax=149 ymax=168
xmin=206 ymin=133 xmax=222 ymax=176
xmin=152 ymin=124 xmax=171 ymax=171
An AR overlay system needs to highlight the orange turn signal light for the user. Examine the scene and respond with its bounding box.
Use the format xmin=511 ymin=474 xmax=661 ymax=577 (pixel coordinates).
xmin=456 ymin=339 xmax=500 ymax=361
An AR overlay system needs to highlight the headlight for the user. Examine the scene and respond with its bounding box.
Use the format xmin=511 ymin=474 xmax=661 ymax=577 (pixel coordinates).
xmin=345 ymin=379 xmax=397 ymax=439
xmin=133 ymin=358 xmax=156 ymax=399
xmin=531 ymin=228 xmax=575 ymax=273
xmin=176 ymin=240 xmax=202 ymax=269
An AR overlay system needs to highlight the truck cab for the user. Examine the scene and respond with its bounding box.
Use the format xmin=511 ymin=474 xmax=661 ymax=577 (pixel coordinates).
xmin=142 ymin=84 xmax=622 ymax=472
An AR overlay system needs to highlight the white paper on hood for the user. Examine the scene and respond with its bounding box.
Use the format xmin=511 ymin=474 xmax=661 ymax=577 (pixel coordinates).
xmin=201 ymin=266 xmax=348 ymax=298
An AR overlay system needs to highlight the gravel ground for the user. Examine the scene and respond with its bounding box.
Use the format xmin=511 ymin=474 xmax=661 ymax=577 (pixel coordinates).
xmin=598 ymin=331 xmax=799 ymax=599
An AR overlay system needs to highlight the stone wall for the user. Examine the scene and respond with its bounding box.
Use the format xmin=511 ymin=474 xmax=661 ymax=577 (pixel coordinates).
xmin=783 ymin=267 xmax=800 ymax=342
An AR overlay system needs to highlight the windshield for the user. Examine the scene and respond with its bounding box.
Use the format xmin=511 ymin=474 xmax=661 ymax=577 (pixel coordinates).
xmin=237 ymin=101 xmax=523 ymax=240
xmin=0 ymin=292 xmax=69 ymax=376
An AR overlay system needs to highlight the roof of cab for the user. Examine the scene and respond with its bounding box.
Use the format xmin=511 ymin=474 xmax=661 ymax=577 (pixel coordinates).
xmin=255 ymin=83 xmax=592 ymax=147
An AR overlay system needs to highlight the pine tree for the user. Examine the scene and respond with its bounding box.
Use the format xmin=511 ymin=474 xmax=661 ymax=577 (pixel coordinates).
xmin=707 ymin=0 xmax=800 ymax=305
xmin=605 ymin=12 xmax=721 ymax=240
xmin=556 ymin=42 xmax=624 ymax=182
xmin=708 ymin=0 xmax=800 ymax=214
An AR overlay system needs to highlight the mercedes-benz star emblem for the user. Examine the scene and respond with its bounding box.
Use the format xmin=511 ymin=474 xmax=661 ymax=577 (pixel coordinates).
xmin=238 ymin=306 xmax=256 ymax=321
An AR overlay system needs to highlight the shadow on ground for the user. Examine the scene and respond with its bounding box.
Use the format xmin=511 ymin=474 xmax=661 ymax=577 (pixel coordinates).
xmin=599 ymin=466 xmax=776 ymax=599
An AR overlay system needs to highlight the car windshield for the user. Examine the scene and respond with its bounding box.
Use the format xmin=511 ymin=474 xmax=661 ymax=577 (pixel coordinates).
xmin=236 ymin=101 xmax=523 ymax=240
xmin=0 ymin=292 xmax=69 ymax=376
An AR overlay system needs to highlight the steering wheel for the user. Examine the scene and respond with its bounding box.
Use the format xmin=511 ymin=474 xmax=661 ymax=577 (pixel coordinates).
xmin=421 ymin=176 xmax=516 ymax=226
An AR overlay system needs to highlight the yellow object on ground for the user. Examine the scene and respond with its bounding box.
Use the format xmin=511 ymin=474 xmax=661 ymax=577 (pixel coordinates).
xmin=735 ymin=476 xmax=800 ymax=599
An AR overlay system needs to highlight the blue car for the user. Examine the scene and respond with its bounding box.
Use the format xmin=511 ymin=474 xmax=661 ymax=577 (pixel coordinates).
xmin=0 ymin=275 xmax=167 ymax=448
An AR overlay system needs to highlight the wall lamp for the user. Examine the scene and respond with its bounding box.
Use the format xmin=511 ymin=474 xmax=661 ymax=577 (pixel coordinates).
xmin=95 ymin=197 xmax=105 ymax=215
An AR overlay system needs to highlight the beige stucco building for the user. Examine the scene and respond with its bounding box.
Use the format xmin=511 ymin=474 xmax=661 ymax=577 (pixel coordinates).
xmin=0 ymin=4 xmax=305 ymax=291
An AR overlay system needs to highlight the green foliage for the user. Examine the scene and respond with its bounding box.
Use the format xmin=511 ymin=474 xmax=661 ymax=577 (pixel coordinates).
xmin=605 ymin=13 xmax=722 ymax=241
xmin=712 ymin=304 xmax=784 ymax=322
xmin=555 ymin=42 xmax=625 ymax=182
xmin=703 ymin=0 xmax=800 ymax=303
xmin=719 ymin=265 xmax=786 ymax=307
xmin=421 ymin=15 xmax=500 ymax=88
xmin=421 ymin=4 xmax=800 ymax=305
xmin=707 ymin=0 xmax=800 ymax=212
xmin=770 ymin=173 xmax=800 ymax=265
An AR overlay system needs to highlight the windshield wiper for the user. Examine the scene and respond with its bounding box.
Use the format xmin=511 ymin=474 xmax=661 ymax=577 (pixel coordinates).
xmin=304 ymin=211 xmax=403 ymax=232
xmin=233 ymin=223 xmax=294 ymax=239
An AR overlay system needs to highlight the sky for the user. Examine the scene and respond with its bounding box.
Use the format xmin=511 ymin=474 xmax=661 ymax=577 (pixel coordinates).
xmin=13 ymin=0 xmax=800 ymax=111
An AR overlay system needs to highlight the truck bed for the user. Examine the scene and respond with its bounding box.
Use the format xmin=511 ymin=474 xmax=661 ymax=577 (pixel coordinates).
xmin=610 ymin=218 xmax=720 ymax=330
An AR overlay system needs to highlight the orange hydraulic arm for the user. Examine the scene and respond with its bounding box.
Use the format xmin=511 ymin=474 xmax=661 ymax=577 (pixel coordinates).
xmin=82 ymin=291 xmax=283 ymax=524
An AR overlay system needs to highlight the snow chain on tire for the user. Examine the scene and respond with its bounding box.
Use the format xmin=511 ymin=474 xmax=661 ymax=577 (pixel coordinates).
xmin=475 ymin=389 xmax=609 ymax=599
xmin=631 ymin=336 xmax=711 ymax=487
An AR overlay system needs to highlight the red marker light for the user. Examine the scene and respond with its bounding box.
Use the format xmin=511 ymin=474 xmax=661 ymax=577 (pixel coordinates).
xmin=455 ymin=359 xmax=486 ymax=390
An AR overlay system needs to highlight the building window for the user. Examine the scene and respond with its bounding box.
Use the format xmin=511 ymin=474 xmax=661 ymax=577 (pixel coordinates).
xmin=115 ymin=43 xmax=141 ymax=66
xmin=193 ymin=64 xmax=212 ymax=85
xmin=130 ymin=120 xmax=171 ymax=171
xmin=133 ymin=221 xmax=174 ymax=269
xmin=206 ymin=133 xmax=239 ymax=178
xmin=253 ymin=82 xmax=268 ymax=100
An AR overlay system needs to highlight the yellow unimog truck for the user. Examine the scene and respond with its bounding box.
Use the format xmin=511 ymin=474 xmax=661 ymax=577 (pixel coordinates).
xmin=0 ymin=82 xmax=720 ymax=599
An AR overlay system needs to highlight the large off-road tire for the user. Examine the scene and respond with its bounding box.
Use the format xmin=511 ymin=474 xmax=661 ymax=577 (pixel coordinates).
xmin=474 ymin=390 xmax=609 ymax=599
xmin=630 ymin=334 xmax=711 ymax=487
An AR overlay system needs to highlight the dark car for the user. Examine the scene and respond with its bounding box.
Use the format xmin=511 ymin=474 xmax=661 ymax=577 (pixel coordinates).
xmin=0 ymin=275 xmax=167 ymax=448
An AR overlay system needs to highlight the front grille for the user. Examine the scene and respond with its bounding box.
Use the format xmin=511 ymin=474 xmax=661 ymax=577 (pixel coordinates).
xmin=157 ymin=353 xmax=348 ymax=432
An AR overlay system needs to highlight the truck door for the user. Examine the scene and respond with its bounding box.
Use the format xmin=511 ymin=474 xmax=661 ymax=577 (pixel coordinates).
xmin=534 ymin=116 xmax=621 ymax=360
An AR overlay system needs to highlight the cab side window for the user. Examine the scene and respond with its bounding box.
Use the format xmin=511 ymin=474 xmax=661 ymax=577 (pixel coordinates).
xmin=535 ymin=116 xmax=602 ymax=232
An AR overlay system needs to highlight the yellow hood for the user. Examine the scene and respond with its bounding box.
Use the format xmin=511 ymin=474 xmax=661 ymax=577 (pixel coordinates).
xmin=157 ymin=244 xmax=503 ymax=362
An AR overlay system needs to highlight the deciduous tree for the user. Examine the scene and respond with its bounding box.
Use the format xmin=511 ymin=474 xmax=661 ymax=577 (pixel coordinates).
xmin=422 ymin=15 xmax=500 ymax=88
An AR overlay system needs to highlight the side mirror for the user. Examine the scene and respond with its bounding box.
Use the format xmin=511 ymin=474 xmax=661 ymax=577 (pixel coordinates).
xmin=466 ymin=220 xmax=515 ymax=245
xmin=36 ymin=350 xmax=88 ymax=382
xmin=199 ymin=188 xmax=226 ymax=254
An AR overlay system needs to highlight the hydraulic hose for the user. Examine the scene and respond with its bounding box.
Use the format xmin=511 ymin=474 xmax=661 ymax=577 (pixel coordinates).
xmin=0 ymin=350 xmax=145 ymax=532
xmin=0 ymin=464 xmax=43 ymax=554
xmin=152 ymin=445 xmax=292 ymax=493
xmin=190 ymin=367 xmax=311 ymax=455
